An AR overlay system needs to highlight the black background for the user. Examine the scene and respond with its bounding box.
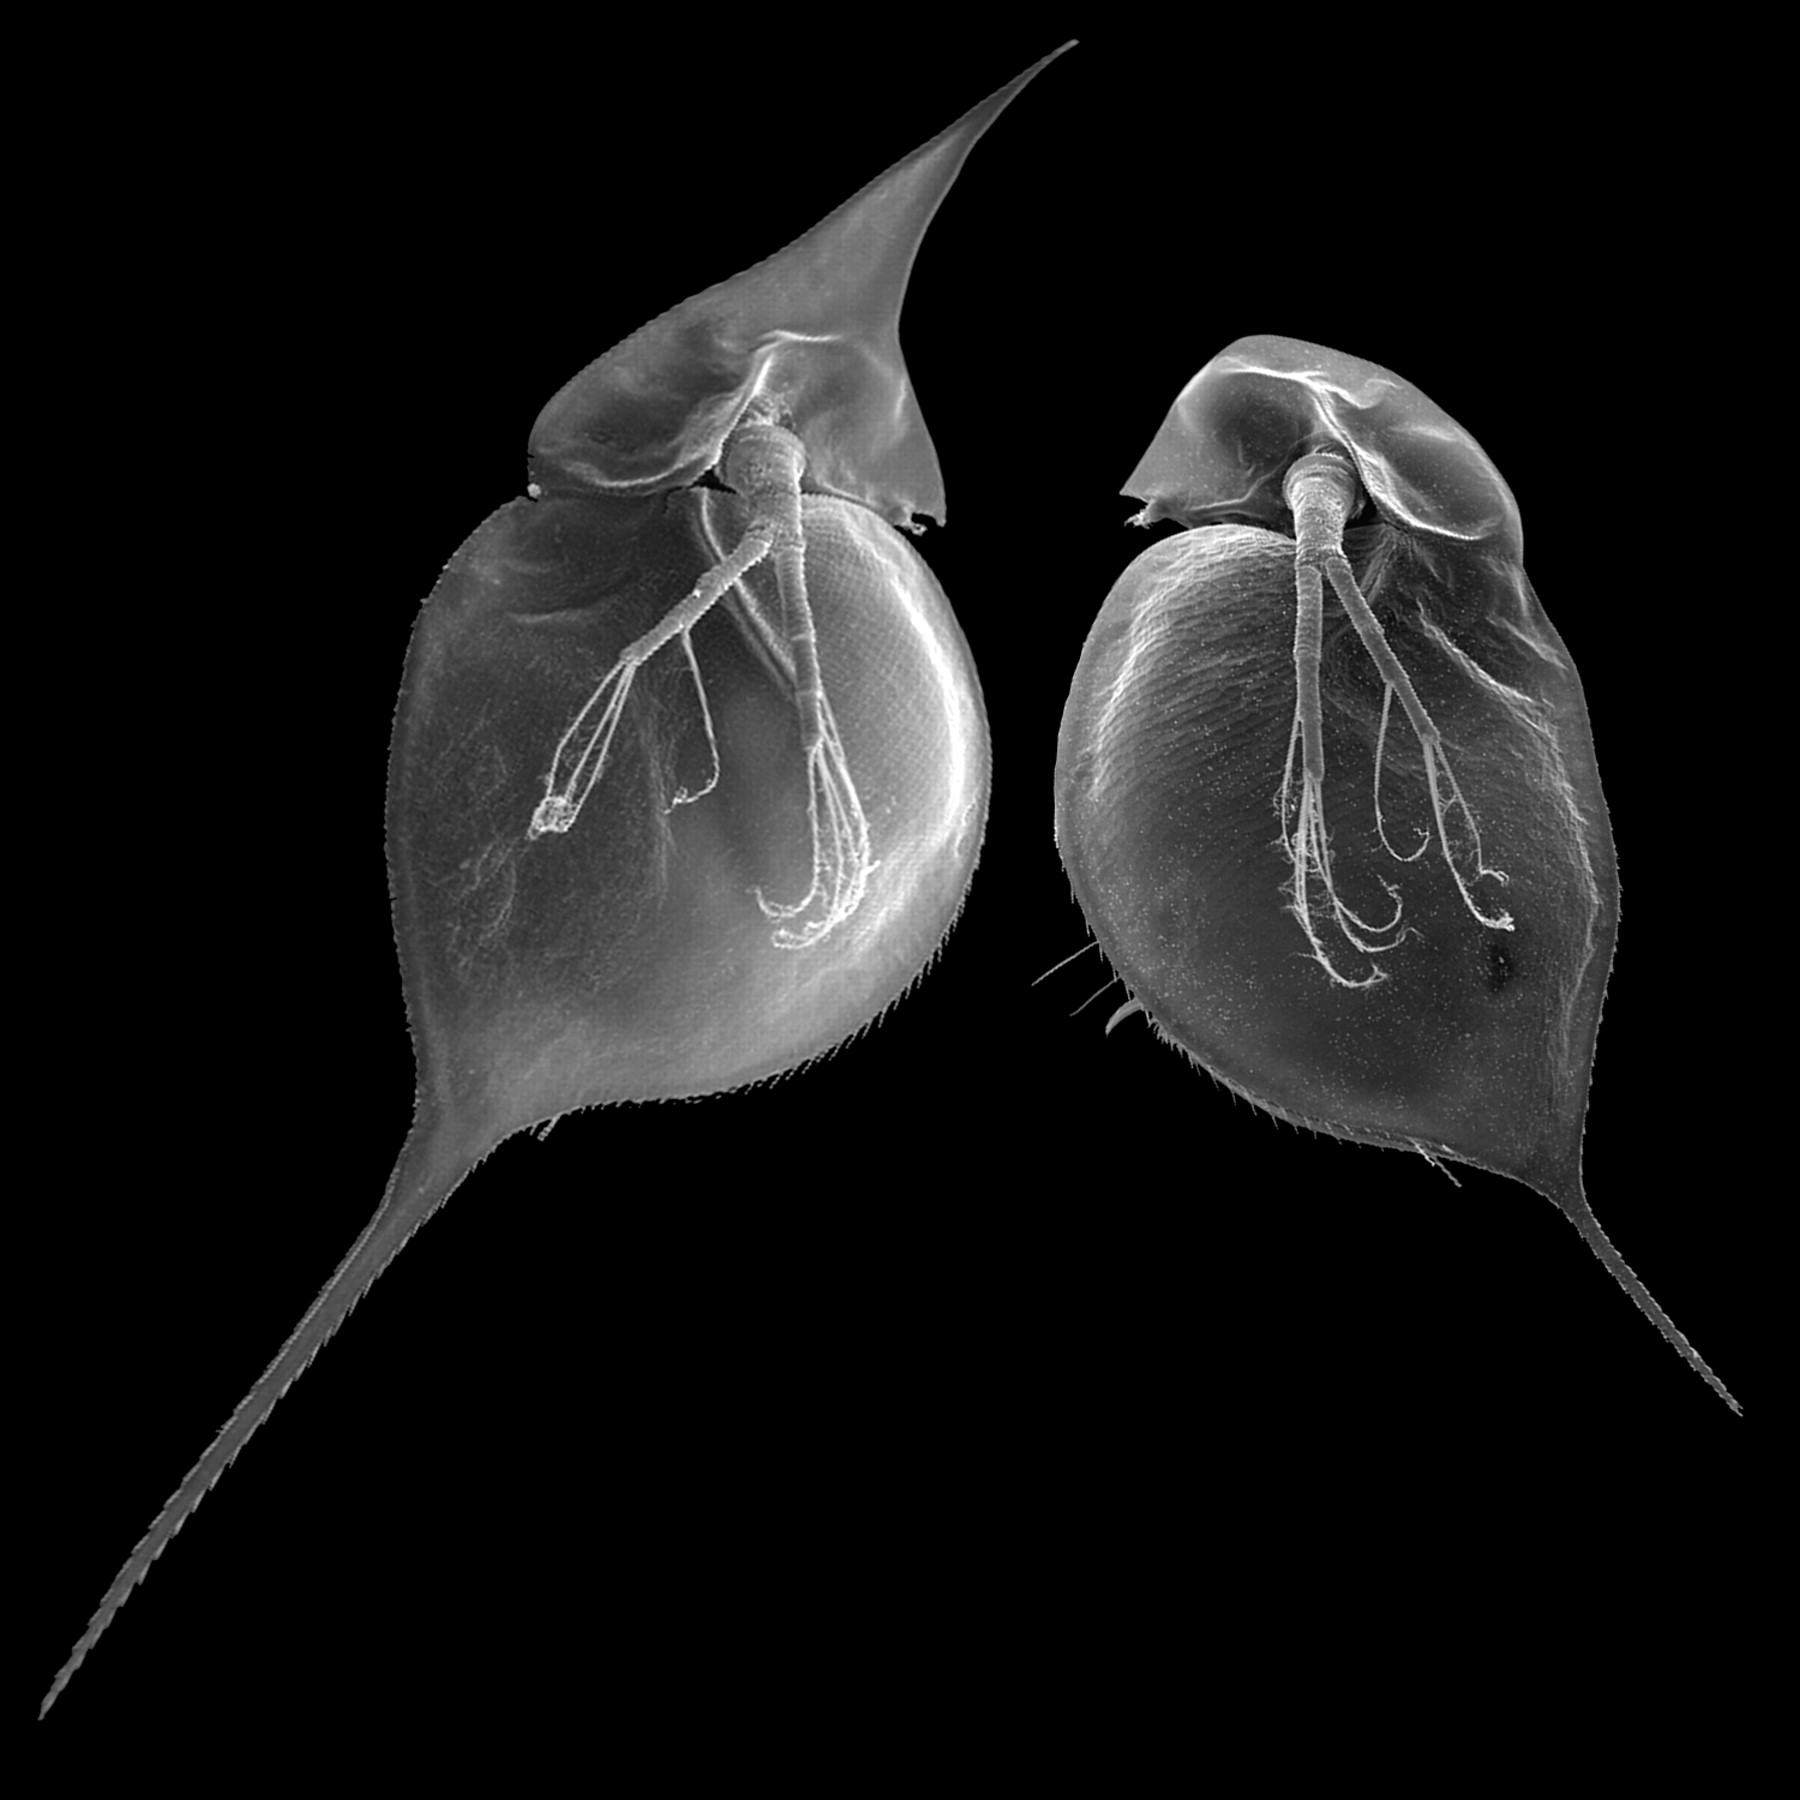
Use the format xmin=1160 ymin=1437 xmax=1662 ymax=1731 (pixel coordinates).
xmin=31 ymin=38 xmax=1761 ymax=1740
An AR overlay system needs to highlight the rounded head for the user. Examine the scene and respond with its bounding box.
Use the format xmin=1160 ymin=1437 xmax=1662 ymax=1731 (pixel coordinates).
xmin=1123 ymin=335 xmax=1522 ymax=558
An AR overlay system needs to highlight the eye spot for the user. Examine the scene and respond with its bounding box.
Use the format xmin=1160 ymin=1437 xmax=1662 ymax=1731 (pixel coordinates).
xmin=1483 ymin=935 xmax=1515 ymax=996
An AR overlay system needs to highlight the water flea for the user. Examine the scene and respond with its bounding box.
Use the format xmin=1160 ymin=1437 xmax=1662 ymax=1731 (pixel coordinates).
xmin=41 ymin=45 xmax=1076 ymax=1718
xmin=1055 ymin=334 xmax=1736 ymax=1412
